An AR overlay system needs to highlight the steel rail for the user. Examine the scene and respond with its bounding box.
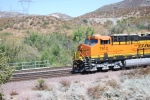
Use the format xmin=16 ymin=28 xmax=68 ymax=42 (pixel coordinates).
xmin=9 ymin=67 xmax=75 ymax=82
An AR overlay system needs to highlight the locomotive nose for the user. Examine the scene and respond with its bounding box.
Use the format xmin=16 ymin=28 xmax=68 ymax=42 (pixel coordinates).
xmin=79 ymin=45 xmax=91 ymax=60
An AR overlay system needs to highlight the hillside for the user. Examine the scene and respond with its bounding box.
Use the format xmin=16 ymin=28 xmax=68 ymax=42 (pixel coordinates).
xmin=0 ymin=11 xmax=25 ymax=18
xmin=48 ymin=12 xmax=73 ymax=20
xmin=80 ymin=0 xmax=150 ymax=18
xmin=0 ymin=14 xmax=107 ymax=36
xmin=0 ymin=11 xmax=73 ymax=20
xmin=0 ymin=16 xmax=75 ymax=35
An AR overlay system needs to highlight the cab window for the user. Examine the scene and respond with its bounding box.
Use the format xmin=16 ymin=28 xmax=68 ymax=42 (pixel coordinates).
xmin=100 ymin=40 xmax=110 ymax=44
xmin=84 ymin=39 xmax=98 ymax=46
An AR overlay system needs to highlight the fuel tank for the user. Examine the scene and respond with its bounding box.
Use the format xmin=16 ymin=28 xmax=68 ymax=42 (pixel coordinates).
xmin=124 ymin=58 xmax=150 ymax=67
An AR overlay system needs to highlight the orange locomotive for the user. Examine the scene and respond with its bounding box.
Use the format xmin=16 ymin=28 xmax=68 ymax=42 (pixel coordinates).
xmin=72 ymin=33 xmax=150 ymax=73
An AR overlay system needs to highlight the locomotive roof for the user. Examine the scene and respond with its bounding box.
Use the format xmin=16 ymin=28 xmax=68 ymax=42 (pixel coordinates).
xmin=91 ymin=35 xmax=111 ymax=40
xmin=112 ymin=33 xmax=137 ymax=36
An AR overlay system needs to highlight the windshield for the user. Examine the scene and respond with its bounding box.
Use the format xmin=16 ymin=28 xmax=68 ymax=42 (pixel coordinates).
xmin=84 ymin=39 xmax=98 ymax=46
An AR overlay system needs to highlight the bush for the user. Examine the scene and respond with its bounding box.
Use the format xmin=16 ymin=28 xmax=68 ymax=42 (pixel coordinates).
xmin=60 ymin=80 xmax=70 ymax=87
xmin=34 ymin=78 xmax=47 ymax=90
xmin=0 ymin=27 xmax=3 ymax=31
xmin=24 ymin=32 xmax=75 ymax=66
xmin=63 ymin=24 xmax=71 ymax=29
xmin=110 ymin=25 xmax=125 ymax=34
xmin=0 ymin=43 xmax=23 ymax=62
xmin=59 ymin=79 xmax=71 ymax=92
xmin=4 ymin=24 xmax=9 ymax=29
xmin=106 ymin=79 xmax=118 ymax=88
xmin=83 ymin=19 xmax=88 ymax=23
xmin=10 ymin=91 xmax=19 ymax=96
xmin=0 ymin=93 xmax=3 ymax=100
xmin=103 ymin=20 xmax=113 ymax=29
xmin=0 ymin=52 xmax=14 ymax=99
xmin=0 ymin=52 xmax=14 ymax=84
xmin=147 ymin=24 xmax=150 ymax=30
xmin=43 ymin=20 xmax=49 ymax=25
xmin=71 ymin=27 xmax=94 ymax=42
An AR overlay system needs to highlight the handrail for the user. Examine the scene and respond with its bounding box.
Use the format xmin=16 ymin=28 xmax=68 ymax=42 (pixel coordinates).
xmin=8 ymin=60 xmax=50 ymax=70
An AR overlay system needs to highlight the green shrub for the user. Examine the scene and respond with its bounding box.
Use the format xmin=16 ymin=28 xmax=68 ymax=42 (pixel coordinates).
xmin=0 ymin=93 xmax=3 ymax=100
xmin=35 ymin=78 xmax=47 ymax=90
xmin=83 ymin=19 xmax=88 ymax=23
xmin=4 ymin=24 xmax=9 ymax=29
xmin=63 ymin=24 xmax=71 ymax=29
xmin=24 ymin=32 xmax=75 ymax=65
xmin=71 ymin=27 xmax=94 ymax=42
xmin=0 ymin=52 xmax=14 ymax=99
xmin=0 ymin=27 xmax=3 ymax=31
xmin=43 ymin=20 xmax=49 ymax=25
xmin=0 ymin=27 xmax=95 ymax=66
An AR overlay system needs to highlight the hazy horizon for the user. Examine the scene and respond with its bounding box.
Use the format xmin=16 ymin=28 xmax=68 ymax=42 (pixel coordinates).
xmin=0 ymin=0 xmax=123 ymax=17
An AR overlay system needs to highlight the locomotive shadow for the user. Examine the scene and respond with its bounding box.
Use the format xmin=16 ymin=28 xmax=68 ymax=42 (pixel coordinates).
xmin=70 ymin=65 xmax=148 ymax=75
xmin=80 ymin=70 xmax=110 ymax=75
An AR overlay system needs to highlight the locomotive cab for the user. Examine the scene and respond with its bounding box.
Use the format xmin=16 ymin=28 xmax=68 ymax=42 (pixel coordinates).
xmin=73 ymin=36 xmax=99 ymax=60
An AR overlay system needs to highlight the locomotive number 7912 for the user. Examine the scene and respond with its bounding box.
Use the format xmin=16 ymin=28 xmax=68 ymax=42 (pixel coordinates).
xmin=100 ymin=46 xmax=108 ymax=51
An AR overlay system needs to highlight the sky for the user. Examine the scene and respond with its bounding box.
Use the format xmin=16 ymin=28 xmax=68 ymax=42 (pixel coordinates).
xmin=0 ymin=0 xmax=123 ymax=17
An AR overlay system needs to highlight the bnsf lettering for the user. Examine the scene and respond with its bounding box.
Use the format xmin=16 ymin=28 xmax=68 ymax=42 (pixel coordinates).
xmin=139 ymin=44 xmax=150 ymax=48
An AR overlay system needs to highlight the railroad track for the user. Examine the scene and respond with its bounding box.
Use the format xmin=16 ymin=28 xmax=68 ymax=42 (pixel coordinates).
xmin=10 ymin=67 xmax=75 ymax=82
xmin=10 ymin=66 xmax=148 ymax=82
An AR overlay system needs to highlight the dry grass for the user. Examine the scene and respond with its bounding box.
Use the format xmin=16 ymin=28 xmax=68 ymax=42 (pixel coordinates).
xmin=138 ymin=67 xmax=150 ymax=75
xmin=87 ymin=84 xmax=106 ymax=99
xmin=125 ymin=70 xmax=137 ymax=78
xmin=81 ymin=5 xmax=150 ymax=18
xmin=60 ymin=79 xmax=71 ymax=87
xmin=74 ymin=80 xmax=79 ymax=83
xmin=64 ymin=93 xmax=85 ymax=100
xmin=25 ymin=98 xmax=29 ymax=100
xmin=104 ymin=75 xmax=109 ymax=78
xmin=10 ymin=91 xmax=19 ymax=96
xmin=106 ymin=79 xmax=118 ymax=88
xmin=122 ymin=67 xmax=150 ymax=79
xmin=87 ymin=85 xmax=101 ymax=99
xmin=95 ymin=76 xmax=102 ymax=82
xmin=59 ymin=80 xmax=71 ymax=92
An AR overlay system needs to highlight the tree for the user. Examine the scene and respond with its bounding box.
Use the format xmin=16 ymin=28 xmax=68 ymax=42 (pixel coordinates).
xmin=72 ymin=27 xmax=95 ymax=42
xmin=0 ymin=52 xmax=14 ymax=99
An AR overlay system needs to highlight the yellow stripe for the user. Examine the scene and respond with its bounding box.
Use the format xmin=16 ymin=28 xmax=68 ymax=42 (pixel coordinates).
xmin=74 ymin=52 xmax=150 ymax=60
xmin=90 ymin=52 xmax=150 ymax=59
xmin=113 ymin=40 xmax=150 ymax=44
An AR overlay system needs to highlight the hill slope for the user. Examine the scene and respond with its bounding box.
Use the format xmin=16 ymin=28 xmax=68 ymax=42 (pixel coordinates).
xmin=48 ymin=12 xmax=72 ymax=20
xmin=80 ymin=0 xmax=150 ymax=18
xmin=0 ymin=11 xmax=25 ymax=18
